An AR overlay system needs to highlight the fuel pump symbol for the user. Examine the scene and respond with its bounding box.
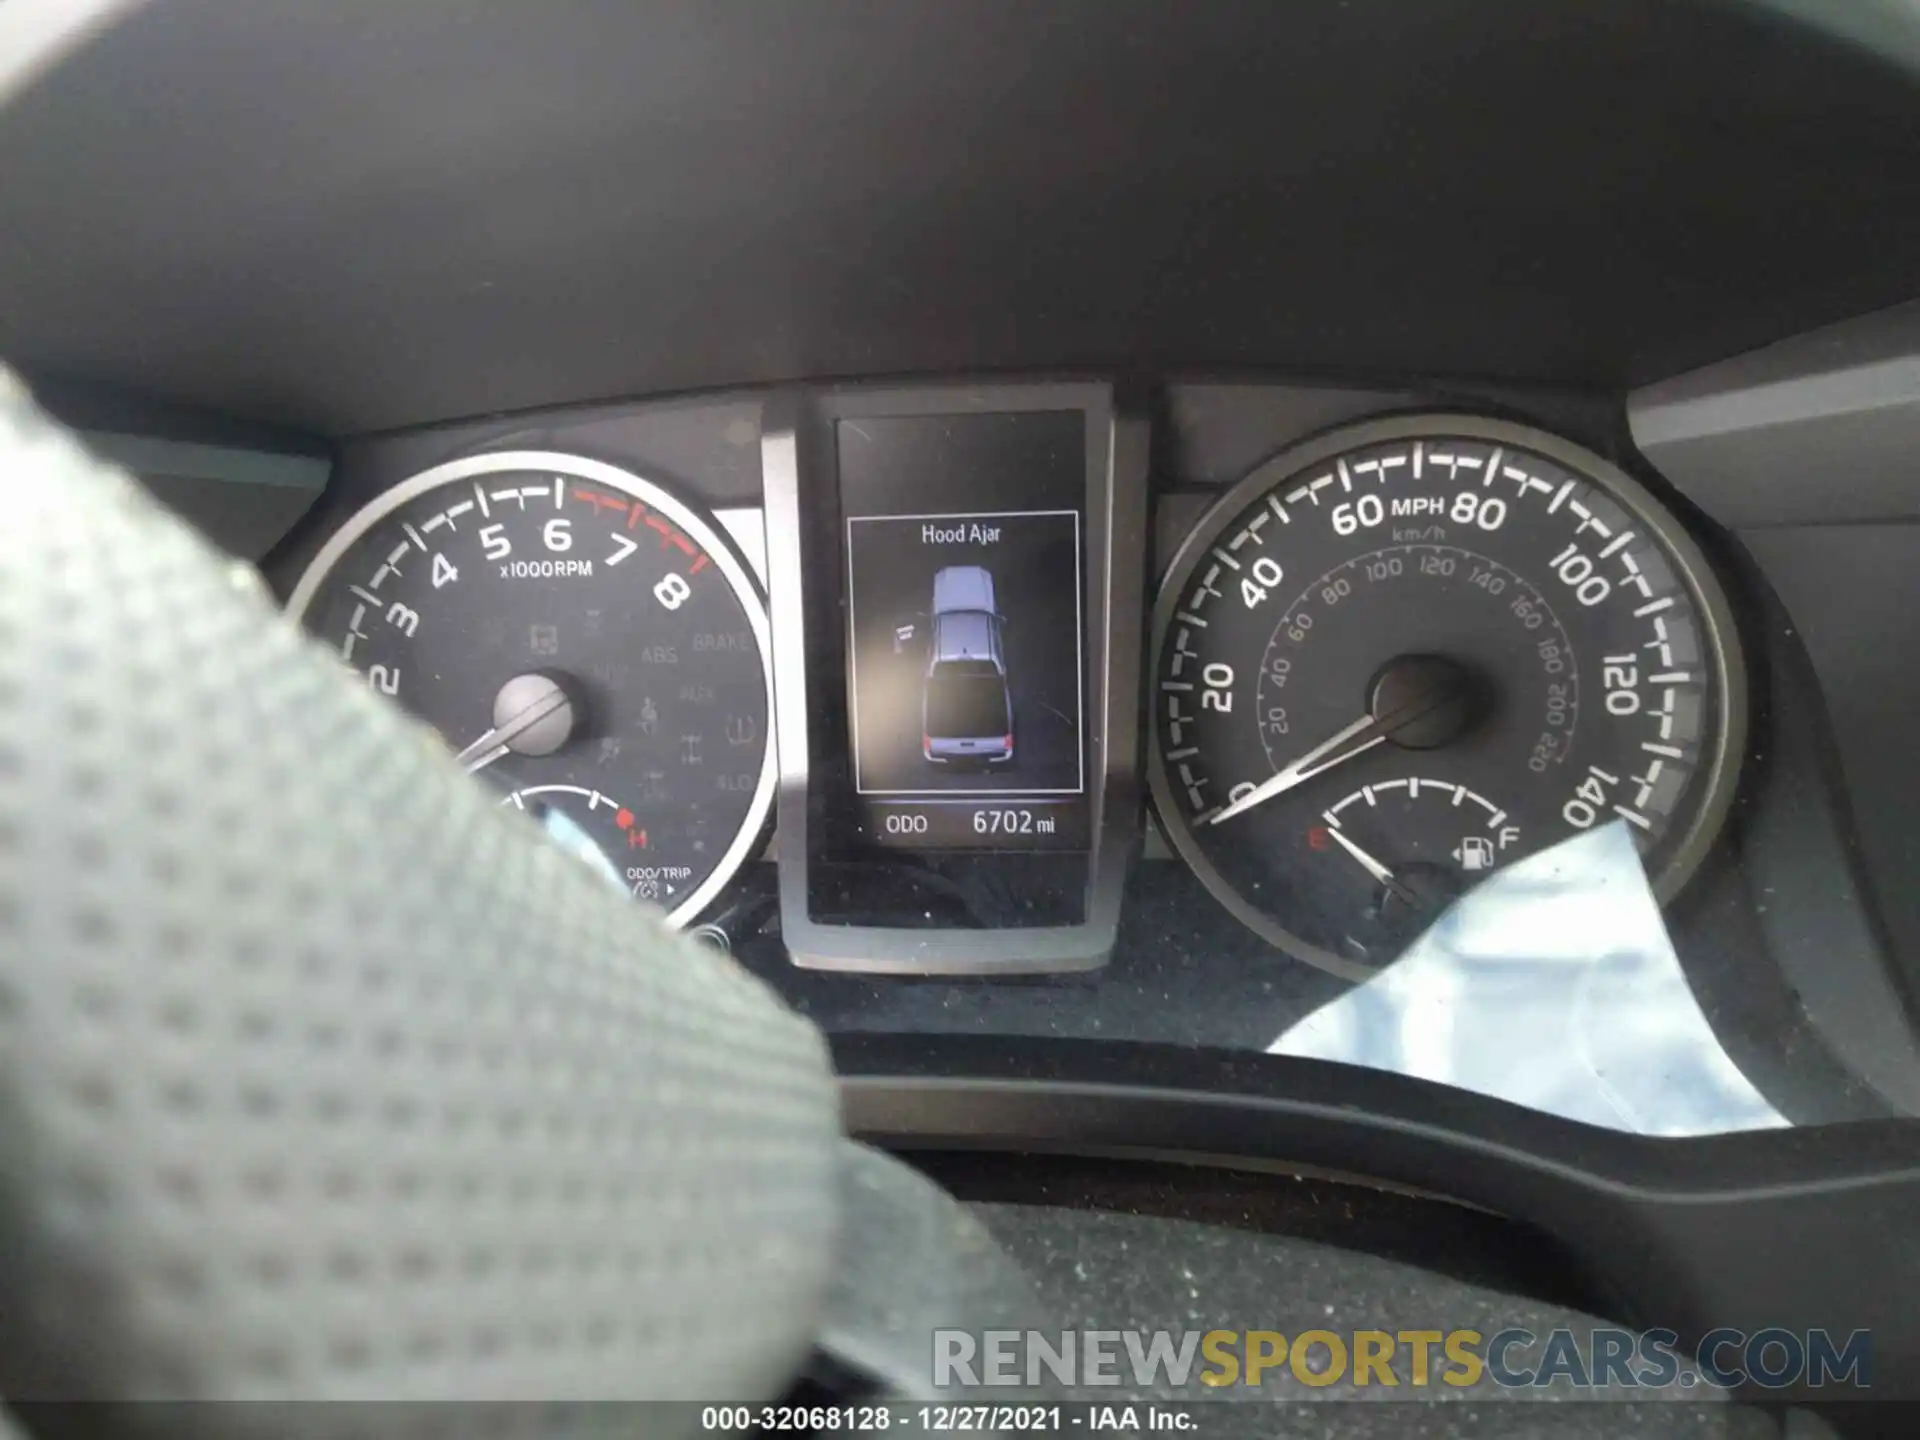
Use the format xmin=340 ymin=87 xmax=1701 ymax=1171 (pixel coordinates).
xmin=1453 ymin=835 xmax=1496 ymax=871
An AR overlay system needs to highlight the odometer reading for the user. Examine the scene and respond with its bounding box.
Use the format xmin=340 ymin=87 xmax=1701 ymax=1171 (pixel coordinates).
xmin=1148 ymin=417 xmax=1743 ymax=976
xmin=288 ymin=452 xmax=775 ymax=926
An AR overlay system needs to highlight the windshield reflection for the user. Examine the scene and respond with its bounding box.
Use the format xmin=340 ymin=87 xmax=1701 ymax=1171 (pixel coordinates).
xmin=1269 ymin=823 xmax=1789 ymax=1136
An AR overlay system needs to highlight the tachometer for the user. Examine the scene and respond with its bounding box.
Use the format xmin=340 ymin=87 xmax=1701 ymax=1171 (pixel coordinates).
xmin=288 ymin=451 xmax=774 ymax=924
xmin=1147 ymin=416 xmax=1744 ymax=976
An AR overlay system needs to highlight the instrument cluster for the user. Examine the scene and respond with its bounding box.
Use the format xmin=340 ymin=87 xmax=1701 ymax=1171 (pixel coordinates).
xmin=280 ymin=383 xmax=1745 ymax=982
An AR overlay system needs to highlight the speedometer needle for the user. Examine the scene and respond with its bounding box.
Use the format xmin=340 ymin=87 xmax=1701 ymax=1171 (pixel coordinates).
xmin=1207 ymin=652 xmax=1479 ymax=826
xmin=1208 ymin=713 xmax=1384 ymax=825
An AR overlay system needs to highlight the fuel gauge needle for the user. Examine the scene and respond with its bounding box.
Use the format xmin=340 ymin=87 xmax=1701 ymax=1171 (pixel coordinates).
xmin=1324 ymin=821 xmax=1420 ymax=906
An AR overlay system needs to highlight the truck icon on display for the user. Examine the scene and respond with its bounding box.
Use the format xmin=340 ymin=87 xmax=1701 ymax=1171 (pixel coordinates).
xmin=911 ymin=565 xmax=1013 ymax=766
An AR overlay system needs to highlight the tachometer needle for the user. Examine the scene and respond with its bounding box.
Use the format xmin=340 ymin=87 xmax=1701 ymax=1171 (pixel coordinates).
xmin=1208 ymin=713 xmax=1384 ymax=825
xmin=455 ymin=673 xmax=576 ymax=774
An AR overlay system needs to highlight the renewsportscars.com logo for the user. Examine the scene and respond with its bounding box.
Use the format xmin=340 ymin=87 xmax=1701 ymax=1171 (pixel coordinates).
xmin=932 ymin=1327 xmax=1871 ymax=1393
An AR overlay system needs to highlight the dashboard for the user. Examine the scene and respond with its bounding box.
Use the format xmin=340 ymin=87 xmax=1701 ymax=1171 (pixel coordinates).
xmin=233 ymin=367 xmax=1908 ymax=1145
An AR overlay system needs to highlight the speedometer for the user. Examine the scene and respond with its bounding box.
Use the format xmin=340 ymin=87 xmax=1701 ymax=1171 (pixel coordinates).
xmin=1147 ymin=415 xmax=1744 ymax=977
xmin=288 ymin=451 xmax=774 ymax=926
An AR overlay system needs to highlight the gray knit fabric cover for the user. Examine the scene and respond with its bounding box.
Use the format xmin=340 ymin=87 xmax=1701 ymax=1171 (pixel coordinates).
xmin=0 ymin=367 xmax=841 ymax=1418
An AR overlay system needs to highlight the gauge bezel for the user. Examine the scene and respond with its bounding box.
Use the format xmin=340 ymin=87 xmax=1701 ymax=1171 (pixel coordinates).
xmin=286 ymin=449 xmax=779 ymax=929
xmin=1146 ymin=413 xmax=1748 ymax=973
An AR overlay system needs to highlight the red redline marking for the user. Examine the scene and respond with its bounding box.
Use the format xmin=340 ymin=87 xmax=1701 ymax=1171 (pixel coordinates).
xmin=571 ymin=488 xmax=630 ymax=517
xmin=645 ymin=514 xmax=675 ymax=545
xmin=688 ymin=554 xmax=710 ymax=574
xmin=626 ymin=502 xmax=648 ymax=531
xmin=670 ymin=532 xmax=697 ymax=558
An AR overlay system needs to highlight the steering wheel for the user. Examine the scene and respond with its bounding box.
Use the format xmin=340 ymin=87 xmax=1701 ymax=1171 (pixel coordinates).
xmin=0 ymin=370 xmax=858 ymax=1407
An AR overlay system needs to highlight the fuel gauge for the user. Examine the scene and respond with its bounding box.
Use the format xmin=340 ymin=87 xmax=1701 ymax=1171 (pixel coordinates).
xmin=1315 ymin=777 xmax=1523 ymax=963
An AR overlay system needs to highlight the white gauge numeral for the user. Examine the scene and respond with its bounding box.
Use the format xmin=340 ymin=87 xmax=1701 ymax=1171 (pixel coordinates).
xmin=1239 ymin=554 xmax=1285 ymax=609
xmin=1449 ymin=492 xmax=1508 ymax=530
xmin=654 ymin=572 xmax=692 ymax=610
xmin=368 ymin=664 xmax=400 ymax=695
xmin=480 ymin=524 xmax=511 ymax=561
xmin=1562 ymin=766 xmax=1620 ymax=828
xmin=1331 ymin=494 xmax=1384 ymax=536
xmin=543 ymin=518 xmax=573 ymax=552
xmin=1201 ymin=661 xmax=1234 ymax=713
xmin=431 ymin=553 xmax=458 ymax=589
xmin=1603 ymin=655 xmax=1642 ymax=715
xmin=1550 ymin=543 xmax=1612 ymax=606
xmin=384 ymin=602 xmax=420 ymax=637
xmin=605 ymin=533 xmax=638 ymax=567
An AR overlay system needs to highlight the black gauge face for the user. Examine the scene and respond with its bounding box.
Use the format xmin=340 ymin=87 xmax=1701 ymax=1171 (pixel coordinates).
xmin=1148 ymin=416 xmax=1745 ymax=976
xmin=288 ymin=452 xmax=774 ymax=925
